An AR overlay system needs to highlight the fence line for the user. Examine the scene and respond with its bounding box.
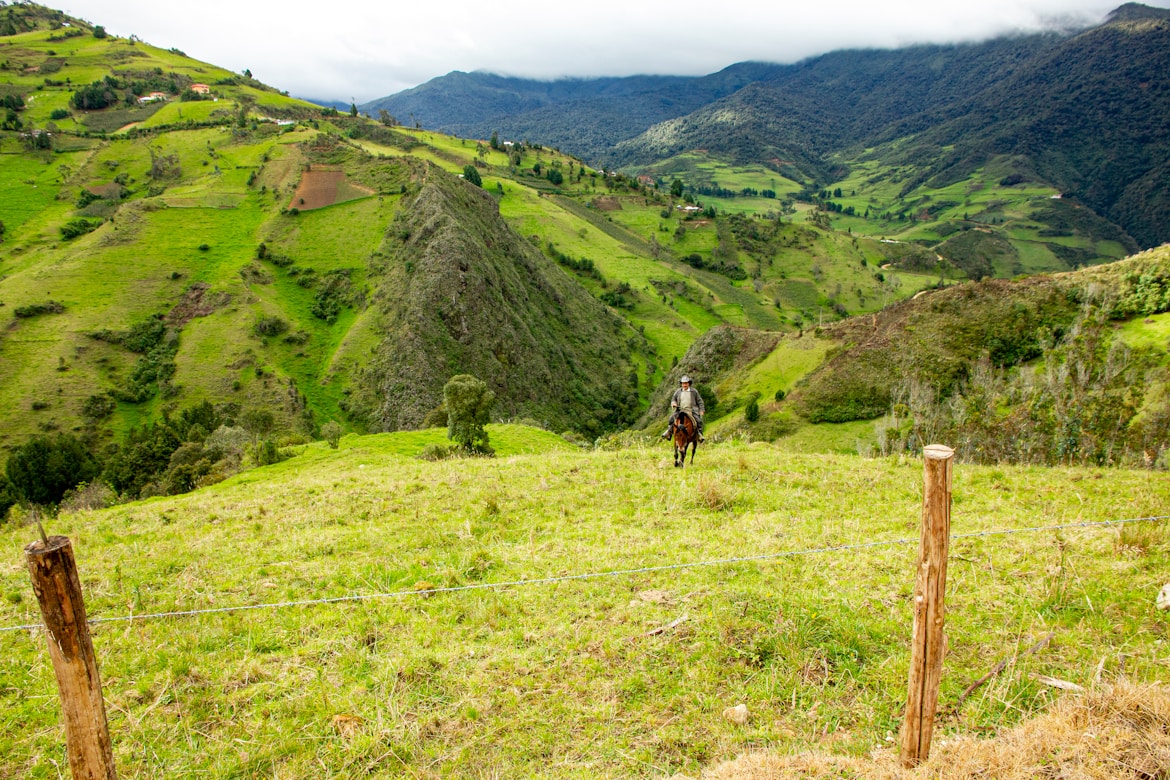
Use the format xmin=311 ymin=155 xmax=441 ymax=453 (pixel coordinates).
xmin=2 ymin=514 xmax=1166 ymax=635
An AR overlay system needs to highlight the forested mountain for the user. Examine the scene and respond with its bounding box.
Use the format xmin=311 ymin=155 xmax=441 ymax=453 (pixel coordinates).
xmin=367 ymin=4 xmax=1170 ymax=248
xmin=360 ymin=63 xmax=780 ymax=160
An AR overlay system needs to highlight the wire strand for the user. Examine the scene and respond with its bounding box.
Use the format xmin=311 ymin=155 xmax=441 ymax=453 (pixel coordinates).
xmin=1 ymin=514 xmax=1165 ymax=634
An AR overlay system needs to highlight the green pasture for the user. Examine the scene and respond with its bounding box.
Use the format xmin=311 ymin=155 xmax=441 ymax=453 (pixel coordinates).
xmin=1119 ymin=310 xmax=1170 ymax=352
xmin=0 ymin=150 xmax=78 ymax=237
xmin=728 ymin=334 xmax=833 ymax=408
xmin=139 ymin=99 xmax=234 ymax=128
xmin=1 ymin=440 xmax=1167 ymax=777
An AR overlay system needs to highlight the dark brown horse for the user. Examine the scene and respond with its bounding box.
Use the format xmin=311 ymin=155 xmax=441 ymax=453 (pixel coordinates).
xmin=671 ymin=412 xmax=698 ymax=467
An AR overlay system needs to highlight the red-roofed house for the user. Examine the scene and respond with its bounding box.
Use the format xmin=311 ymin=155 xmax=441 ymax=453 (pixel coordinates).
xmin=190 ymin=83 xmax=210 ymax=95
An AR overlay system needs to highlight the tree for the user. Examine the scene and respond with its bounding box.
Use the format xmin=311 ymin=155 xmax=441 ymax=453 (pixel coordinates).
xmin=489 ymin=130 xmax=499 ymax=150
xmin=378 ymin=109 xmax=396 ymax=126
xmin=321 ymin=420 xmax=342 ymax=449
xmin=0 ymin=472 xmax=16 ymax=519
xmin=92 ymin=24 xmax=107 ymax=38
xmin=462 ymin=164 xmax=482 ymax=187
xmin=241 ymin=408 xmax=275 ymax=445
xmin=444 ymin=374 xmax=495 ymax=454
xmin=349 ymin=102 xmax=357 ymax=117
xmin=6 ymin=433 xmax=99 ymax=506
xmin=745 ymin=397 xmax=760 ymax=423
xmin=670 ymin=179 xmax=684 ymax=198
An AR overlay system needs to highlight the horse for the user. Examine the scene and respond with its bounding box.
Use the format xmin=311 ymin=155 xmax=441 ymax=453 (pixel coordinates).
xmin=671 ymin=412 xmax=699 ymax=467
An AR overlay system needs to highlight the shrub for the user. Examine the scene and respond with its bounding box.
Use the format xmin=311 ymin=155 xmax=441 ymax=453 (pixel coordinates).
xmin=82 ymin=394 xmax=116 ymax=420
xmin=418 ymin=443 xmax=456 ymax=461
xmin=252 ymin=439 xmax=284 ymax=466
xmin=0 ymin=473 xmax=16 ymax=520
xmin=60 ymin=217 xmax=101 ymax=240
xmin=745 ymin=397 xmax=760 ymax=423
xmin=253 ymin=315 xmax=288 ymax=337
xmin=462 ymin=164 xmax=482 ymax=187
xmin=14 ymin=300 xmax=65 ymax=318
xmin=60 ymin=481 xmax=117 ymax=513
xmin=76 ymin=189 xmax=102 ymax=208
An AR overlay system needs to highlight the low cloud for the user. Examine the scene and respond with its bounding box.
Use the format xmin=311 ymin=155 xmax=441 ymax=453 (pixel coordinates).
xmin=60 ymin=0 xmax=1151 ymax=101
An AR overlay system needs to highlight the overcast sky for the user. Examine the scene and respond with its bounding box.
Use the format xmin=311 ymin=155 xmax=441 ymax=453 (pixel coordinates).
xmin=58 ymin=1 xmax=1166 ymax=102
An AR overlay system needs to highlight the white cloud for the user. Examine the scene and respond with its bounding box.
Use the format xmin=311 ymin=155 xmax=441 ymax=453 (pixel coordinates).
xmin=58 ymin=0 xmax=1162 ymax=101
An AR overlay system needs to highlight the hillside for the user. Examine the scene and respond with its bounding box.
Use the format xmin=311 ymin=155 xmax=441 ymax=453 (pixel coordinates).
xmin=649 ymin=245 xmax=1170 ymax=468
xmin=0 ymin=7 xmax=649 ymax=456
xmin=2 ymin=432 xmax=1168 ymax=776
xmin=343 ymin=159 xmax=642 ymax=435
xmin=0 ymin=6 xmax=963 ymax=462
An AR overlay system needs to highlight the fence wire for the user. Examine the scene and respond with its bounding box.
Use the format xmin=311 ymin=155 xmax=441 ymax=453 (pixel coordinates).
xmin=1 ymin=514 xmax=1166 ymax=635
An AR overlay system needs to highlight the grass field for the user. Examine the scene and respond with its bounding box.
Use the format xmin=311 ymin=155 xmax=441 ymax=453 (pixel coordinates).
xmin=2 ymin=435 xmax=1168 ymax=777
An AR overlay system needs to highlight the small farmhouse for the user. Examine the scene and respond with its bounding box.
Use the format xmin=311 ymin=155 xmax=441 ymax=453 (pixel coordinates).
xmin=189 ymin=83 xmax=210 ymax=95
xmin=138 ymin=92 xmax=168 ymax=104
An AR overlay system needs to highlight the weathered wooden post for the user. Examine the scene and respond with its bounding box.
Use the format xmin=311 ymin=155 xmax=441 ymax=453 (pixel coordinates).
xmin=899 ymin=444 xmax=954 ymax=768
xmin=26 ymin=534 xmax=118 ymax=780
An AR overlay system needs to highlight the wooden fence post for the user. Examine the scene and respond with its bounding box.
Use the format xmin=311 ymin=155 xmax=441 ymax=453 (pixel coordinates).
xmin=899 ymin=444 xmax=954 ymax=768
xmin=26 ymin=535 xmax=118 ymax=780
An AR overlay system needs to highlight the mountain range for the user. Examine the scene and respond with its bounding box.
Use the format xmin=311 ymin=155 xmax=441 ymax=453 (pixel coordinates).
xmin=364 ymin=2 xmax=1170 ymax=248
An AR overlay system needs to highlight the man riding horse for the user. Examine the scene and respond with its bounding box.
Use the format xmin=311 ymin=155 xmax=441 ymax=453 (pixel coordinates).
xmin=661 ymin=375 xmax=705 ymax=442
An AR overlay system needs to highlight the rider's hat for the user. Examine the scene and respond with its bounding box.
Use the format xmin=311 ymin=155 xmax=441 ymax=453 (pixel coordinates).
xmin=679 ymin=375 xmax=692 ymax=384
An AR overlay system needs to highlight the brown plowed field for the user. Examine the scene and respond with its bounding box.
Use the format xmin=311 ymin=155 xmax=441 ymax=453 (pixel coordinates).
xmin=289 ymin=165 xmax=375 ymax=210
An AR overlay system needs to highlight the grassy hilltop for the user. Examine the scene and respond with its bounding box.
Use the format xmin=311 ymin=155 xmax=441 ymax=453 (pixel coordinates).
xmin=2 ymin=430 xmax=1169 ymax=776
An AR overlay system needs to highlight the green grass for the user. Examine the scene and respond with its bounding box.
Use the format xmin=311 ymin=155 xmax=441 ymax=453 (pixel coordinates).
xmin=2 ymin=439 xmax=1167 ymax=777
xmin=1118 ymin=310 xmax=1170 ymax=352
xmin=139 ymin=99 xmax=236 ymax=128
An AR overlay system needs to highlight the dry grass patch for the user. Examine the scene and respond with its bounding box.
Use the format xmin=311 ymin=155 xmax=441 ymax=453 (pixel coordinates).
xmin=705 ymin=680 xmax=1170 ymax=780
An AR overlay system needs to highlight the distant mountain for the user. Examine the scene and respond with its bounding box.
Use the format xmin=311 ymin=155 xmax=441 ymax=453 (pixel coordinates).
xmin=360 ymin=63 xmax=780 ymax=159
xmin=607 ymin=34 xmax=1062 ymax=180
xmin=630 ymin=5 xmax=1170 ymax=246
xmin=366 ymin=4 xmax=1170 ymax=248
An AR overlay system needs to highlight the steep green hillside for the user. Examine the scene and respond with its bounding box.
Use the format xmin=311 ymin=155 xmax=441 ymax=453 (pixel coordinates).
xmin=2 ymin=435 xmax=1167 ymax=777
xmin=0 ymin=7 xmax=653 ymax=452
